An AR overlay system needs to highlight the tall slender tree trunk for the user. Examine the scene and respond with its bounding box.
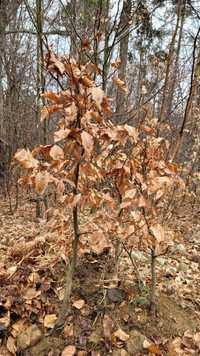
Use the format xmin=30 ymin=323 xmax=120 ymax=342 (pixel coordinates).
xmin=56 ymin=163 xmax=80 ymax=329
xmin=35 ymin=0 xmax=48 ymax=216
xmin=55 ymin=113 xmax=82 ymax=331
xmin=0 ymin=8 xmax=5 ymax=141
xmin=102 ymin=0 xmax=110 ymax=91
xmin=0 ymin=0 xmax=22 ymax=199
xmin=149 ymin=248 xmax=156 ymax=314
xmin=116 ymin=0 xmax=131 ymax=114
xmin=171 ymin=46 xmax=200 ymax=161
xmin=159 ymin=0 xmax=182 ymax=123
xmin=36 ymin=0 xmax=46 ymax=145
xmin=0 ymin=1 xmax=22 ymax=140
xmin=70 ymin=0 xmax=77 ymax=58
xmin=165 ymin=1 xmax=185 ymax=120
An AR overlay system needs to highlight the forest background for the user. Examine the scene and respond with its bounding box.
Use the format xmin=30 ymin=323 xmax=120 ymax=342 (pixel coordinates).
xmin=0 ymin=1 xmax=200 ymax=355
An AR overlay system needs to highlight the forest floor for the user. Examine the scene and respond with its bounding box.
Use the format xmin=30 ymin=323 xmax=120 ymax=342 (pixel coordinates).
xmin=0 ymin=196 xmax=200 ymax=356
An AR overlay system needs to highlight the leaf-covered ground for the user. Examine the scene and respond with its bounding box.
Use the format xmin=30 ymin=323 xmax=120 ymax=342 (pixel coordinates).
xmin=0 ymin=197 xmax=200 ymax=355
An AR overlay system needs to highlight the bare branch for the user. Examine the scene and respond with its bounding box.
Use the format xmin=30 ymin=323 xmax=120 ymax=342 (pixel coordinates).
xmin=4 ymin=29 xmax=69 ymax=36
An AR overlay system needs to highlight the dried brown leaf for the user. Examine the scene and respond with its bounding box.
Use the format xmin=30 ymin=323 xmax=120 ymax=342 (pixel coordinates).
xmin=35 ymin=171 xmax=50 ymax=194
xmin=114 ymin=328 xmax=129 ymax=341
xmin=63 ymin=323 xmax=74 ymax=338
xmin=150 ymin=224 xmax=165 ymax=243
xmin=50 ymin=145 xmax=64 ymax=160
xmin=72 ymin=299 xmax=85 ymax=310
xmin=61 ymin=345 xmax=76 ymax=356
xmin=112 ymin=76 xmax=128 ymax=94
xmin=6 ymin=337 xmax=17 ymax=354
xmin=15 ymin=149 xmax=38 ymax=169
xmin=90 ymin=87 xmax=104 ymax=110
xmin=43 ymin=314 xmax=57 ymax=329
xmin=54 ymin=128 xmax=71 ymax=142
xmin=81 ymin=131 xmax=94 ymax=158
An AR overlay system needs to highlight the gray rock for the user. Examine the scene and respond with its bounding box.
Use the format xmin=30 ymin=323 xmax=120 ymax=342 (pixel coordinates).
xmin=177 ymin=262 xmax=188 ymax=272
xmin=107 ymin=288 xmax=125 ymax=303
xmin=175 ymin=244 xmax=186 ymax=255
xmin=131 ymin=251 xmax=147 ymax=262
xmin=192 ymin=231 xmax=200 ymax=240
xmin=157 ymin=257 xmax=166 ymax=266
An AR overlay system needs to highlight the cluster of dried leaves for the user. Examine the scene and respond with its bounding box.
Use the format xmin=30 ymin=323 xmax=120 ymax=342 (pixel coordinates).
xmin=15 ymin=50 xmax=183 ymax=259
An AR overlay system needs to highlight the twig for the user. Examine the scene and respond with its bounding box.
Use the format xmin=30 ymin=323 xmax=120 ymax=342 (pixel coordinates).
xmin=121 ymin=241 xmax=143 ymax=290
xmin=7 ymin=250 xmax=34 ymax=280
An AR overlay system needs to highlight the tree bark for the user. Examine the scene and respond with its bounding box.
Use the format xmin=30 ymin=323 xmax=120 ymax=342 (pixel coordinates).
xmin=35 ymin=0 xmax=47 ymax=217
xmin=149 ymin=248 xmax=156 ymax=314
xmin=115 ymin=0 xmax=131 ymax=114
xmin=171 ymin=44 xmax=200 ymax=161
xmin=165 ymin=1 xmax=185 ymax=120
xmin=159 ymin=0 xmax=182 ymax=123
xmin=0 ymin=0 xmax=22 ymax=139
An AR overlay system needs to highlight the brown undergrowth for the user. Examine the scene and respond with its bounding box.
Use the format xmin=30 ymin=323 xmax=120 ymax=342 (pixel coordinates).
xmin=0 ymin=197 xmax=200 ymax=355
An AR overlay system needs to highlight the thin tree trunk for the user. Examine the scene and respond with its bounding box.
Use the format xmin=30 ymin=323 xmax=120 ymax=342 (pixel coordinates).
xmin=165 ymin=1 xmax=185 ymax=120
xmin=55 ymin=112 xmax=82 ymax=331
xmin=56 ymin=166 xmax=80 ymax=327
xmin=149 ymin=248 xmax=156 ymax=314
xmin=0 ymin=0 xmax=22 ymax=129
xmin=35 ymin=0 xmax=48 ymax=216
xmin=159 ymin=0 xmax=182 ymax=123
xmin=0 ymin=12 xmax=4 ymax=139
xmin=102 ymin=0 xmax=110 ymax=91
xmin=171 ymin=30 xmax=200 ymax=161
xmin=70 ymin=0 xmax=77 ymax=58
xmin=116 ymin=0 xmax=131 ymax=114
